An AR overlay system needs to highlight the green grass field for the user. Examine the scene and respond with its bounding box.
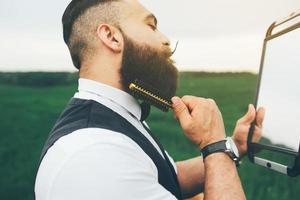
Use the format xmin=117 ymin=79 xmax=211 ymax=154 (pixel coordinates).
xmin=0 ymin=72 xmax=299 ymax=200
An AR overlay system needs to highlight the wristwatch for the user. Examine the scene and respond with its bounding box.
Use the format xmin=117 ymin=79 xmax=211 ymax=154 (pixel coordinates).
xmin=201 ymin=137 xmax=240 ymax=165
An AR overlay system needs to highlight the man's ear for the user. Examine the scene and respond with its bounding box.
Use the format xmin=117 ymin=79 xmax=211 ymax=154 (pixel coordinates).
xmin=96 ymin=24 xmax=123 ymax=53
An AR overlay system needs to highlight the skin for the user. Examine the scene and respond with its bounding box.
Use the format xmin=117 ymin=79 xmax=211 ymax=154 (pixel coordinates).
xmin=174 ymin=102 xmax=265 ymax=198
xmin=78 ymin=0 xmax=266 ymax=199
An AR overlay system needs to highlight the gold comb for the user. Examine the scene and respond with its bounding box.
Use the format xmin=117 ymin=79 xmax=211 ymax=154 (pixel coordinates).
xmin=129 ymin=79 xmax=173 ymax=112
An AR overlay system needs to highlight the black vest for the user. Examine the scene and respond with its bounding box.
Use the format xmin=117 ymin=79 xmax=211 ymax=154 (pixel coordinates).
xmin=39 ymin=98 xmax=183 ymax=199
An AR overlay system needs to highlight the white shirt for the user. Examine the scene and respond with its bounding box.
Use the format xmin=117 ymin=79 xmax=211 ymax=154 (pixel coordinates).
xmin=35 ymin=78 xmax=178 ymax=200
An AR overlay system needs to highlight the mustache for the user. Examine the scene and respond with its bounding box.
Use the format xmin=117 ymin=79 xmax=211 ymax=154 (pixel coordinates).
xmin=171 ymin=41 xmax=179 ymax=55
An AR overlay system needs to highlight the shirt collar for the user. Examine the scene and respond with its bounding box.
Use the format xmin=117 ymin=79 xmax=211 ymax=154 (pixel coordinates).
xmin=77 ymin=78 xmax=142 ymax=121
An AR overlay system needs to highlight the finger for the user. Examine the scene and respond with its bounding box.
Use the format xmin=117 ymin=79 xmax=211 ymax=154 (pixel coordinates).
xmin=237 ymin=104 xmax=256 ymax=124
xmin=181 ymin=95 xmax=204 ymax=111
xmin=256 ymin=107 xmax=265 ymax=128
xmin=253 ymin=125 xmax=263 ymax=142
xmin=171 ymin=96 xmax=192 ymax=128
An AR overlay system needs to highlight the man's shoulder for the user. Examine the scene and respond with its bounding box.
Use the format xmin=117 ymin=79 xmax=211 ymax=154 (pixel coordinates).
xmin=47 ymin=128 xmax=157 ymax=162
xmin=35 ymin=128 xmax=171 ymax=200
xmin=36 ymin=127 xmax=158 ymax=180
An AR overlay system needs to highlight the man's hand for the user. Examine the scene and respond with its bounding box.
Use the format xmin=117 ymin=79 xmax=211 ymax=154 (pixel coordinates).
xmin=232 ymin=104 xmax=265 ymax=158
xmin=172 ymin=96 xmax=247 ymax=199
xmin=171 ymin=95 xmax=226 ymax=149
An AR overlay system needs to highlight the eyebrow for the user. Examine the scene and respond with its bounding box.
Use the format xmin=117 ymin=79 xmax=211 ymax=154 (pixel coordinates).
xmin=144 ymin=13 xmax=158 ymax=26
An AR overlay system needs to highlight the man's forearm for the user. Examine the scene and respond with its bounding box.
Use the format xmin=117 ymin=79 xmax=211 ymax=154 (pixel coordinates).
xmin=204 ymin=153 xmax=246 ymax=200
xmin=176 ymin=157 xmax=205 ymax=198
xmin=176 ymin=153 xmax=246 ymax=200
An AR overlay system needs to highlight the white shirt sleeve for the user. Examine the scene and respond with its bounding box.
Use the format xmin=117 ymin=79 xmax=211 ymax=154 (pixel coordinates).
xmin=36 ymin=129 xmax=178 ymax=200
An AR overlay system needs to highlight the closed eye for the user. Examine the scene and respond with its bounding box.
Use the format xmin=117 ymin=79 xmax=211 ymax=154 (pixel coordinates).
xmin=144 ymin=13 xmax=158 ymax=31
xmin=148 ymin=24 xmax=157 ymax=31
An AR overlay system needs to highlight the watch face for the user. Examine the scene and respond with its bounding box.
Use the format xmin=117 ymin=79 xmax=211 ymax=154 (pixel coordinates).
xmin=226 ymin=137 xmax=239 ymax=158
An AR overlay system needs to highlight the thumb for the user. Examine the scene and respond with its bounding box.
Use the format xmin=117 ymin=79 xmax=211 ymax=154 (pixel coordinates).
xmin=256 ymin=107 xmax=265 ymax=128
xmin=171 ymin=96 xmax=192 ymax=128
xmin=237 ymin=104 xmax=256 ymax=124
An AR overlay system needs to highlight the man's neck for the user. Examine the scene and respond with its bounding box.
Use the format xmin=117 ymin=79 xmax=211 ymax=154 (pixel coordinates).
xmin=79 ymin=64 xmax=124 ymax=91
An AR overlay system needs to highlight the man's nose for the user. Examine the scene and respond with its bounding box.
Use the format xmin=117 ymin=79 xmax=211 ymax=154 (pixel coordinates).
xmin=160 ymin=32 xmax=170 ymax=47
xmin=163 ymin=40 xmax=170 ymax=46
xmin=163 ymin=38 xmax=170 ymax=47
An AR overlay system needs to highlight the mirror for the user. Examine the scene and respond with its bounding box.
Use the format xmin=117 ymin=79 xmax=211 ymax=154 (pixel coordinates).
xmin=256 ymin=26 xmax=300 ymax=151
xmin=248 ymin=11 xmax=300 ymax=177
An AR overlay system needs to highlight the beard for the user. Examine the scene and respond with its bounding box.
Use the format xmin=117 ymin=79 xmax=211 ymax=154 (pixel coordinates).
xmin=120 ymin=33 xmax=179 ymax=102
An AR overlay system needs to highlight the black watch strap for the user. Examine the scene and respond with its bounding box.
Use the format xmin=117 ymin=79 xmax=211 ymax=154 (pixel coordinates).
xmin=201 ymin=140 xmax=227 ymax=159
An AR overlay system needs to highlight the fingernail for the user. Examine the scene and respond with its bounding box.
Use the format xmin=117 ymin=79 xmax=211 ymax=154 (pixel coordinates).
xmin=171 ymin=96 xmax=180 ymax=105
xmin=249 ymin=104 xmax=254 ymax=110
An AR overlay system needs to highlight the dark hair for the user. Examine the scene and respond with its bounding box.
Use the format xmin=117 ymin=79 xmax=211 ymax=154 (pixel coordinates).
xmin=62 ymin=0 xmax=119 ymax=69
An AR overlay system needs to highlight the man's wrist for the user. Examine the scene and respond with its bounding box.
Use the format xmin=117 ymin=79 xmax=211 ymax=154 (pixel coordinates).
xmin=200 ymin=137 xmax=241 ymax=166
xmin=203 ymin=151 xmax=236 ymax=165
xmin=198 ymin=137 xmax=226 ymax=150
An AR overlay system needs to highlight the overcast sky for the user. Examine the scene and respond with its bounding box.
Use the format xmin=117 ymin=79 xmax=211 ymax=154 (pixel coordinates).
xmin=0 ymin=0 xmax=300 ymax=72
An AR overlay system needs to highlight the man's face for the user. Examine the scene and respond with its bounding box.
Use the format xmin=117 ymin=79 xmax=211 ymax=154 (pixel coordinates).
xmin=118 ymin=0 xmax=178 ymax=100
xmin=120 ymin=0 xmax=172 ymax=55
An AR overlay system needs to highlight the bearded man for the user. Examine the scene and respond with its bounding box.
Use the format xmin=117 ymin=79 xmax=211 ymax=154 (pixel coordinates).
xmin=34 ymin=0 xmax=265 ymax=199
